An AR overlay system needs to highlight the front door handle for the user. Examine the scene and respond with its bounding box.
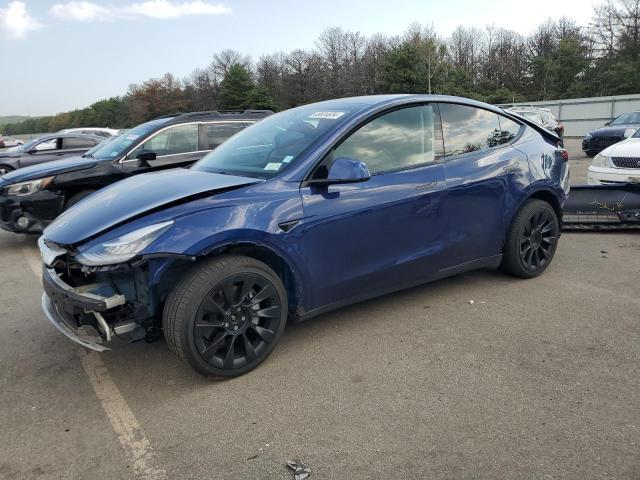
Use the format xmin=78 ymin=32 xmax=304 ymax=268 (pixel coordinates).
xmin=415 ymin=181 xmax=438 ymax=190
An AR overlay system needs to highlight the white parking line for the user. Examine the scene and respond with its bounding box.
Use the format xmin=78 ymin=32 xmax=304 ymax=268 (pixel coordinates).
xmin=80 ymin=350 xmax=167 ymax=479
xmin=22 ymin=246 xmax=166 ymax=479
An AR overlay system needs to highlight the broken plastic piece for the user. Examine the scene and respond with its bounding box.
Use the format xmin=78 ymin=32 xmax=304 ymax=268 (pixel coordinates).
xmin=287 ymin=459 xmax=311 ymax=480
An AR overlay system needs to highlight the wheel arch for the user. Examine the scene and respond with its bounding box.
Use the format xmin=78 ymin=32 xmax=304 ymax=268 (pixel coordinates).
xmin=199 ymin=241 xmax=305 ymax=316
xmin=503 ymin=187 xmax=562 ymax=250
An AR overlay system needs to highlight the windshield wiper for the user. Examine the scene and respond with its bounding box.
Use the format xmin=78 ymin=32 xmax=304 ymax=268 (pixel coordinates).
xmin=82 ymin=153 xmax=94 ymax=159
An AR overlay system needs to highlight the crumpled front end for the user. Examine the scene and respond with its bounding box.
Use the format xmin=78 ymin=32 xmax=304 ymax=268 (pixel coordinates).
xmin=39 ymin=236 xmax=190 ymax=350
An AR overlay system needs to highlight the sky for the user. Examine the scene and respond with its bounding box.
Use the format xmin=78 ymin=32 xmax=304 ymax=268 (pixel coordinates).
xmin=0 ymin=0 xmax=598 ymax=116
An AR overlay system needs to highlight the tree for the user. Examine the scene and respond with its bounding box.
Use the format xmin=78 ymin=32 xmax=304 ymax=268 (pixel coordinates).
xmin=219 ymin=64 xmax=255 ymax=109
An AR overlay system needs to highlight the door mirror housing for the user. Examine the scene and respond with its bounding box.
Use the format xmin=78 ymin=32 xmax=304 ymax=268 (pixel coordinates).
xmin=308 ymin=157 xmax=371 ymax=186
xmin=136 ymin=150 xmax=156 ymax=167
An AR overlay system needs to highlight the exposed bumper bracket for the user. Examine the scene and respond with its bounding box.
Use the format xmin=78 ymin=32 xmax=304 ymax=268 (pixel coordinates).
xmin=41 ymin=294 xmax=110 ymax=352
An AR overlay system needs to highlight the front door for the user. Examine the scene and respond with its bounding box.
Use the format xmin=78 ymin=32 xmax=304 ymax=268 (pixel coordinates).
xmin=300 ymin=104 xmax=447 ymax=310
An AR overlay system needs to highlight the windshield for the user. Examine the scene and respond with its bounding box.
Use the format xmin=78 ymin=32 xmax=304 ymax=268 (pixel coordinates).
xmin=192 ymin=104 xmax=357 ymax=178
xmin=86 ymin=118 xmax=171 ymax=160
xmin=611 ymin=112 xmax=640 ymax=125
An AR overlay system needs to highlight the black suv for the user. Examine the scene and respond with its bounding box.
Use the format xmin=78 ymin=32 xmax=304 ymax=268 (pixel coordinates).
xmin=0 ymin=110 xmax=272 ymax=234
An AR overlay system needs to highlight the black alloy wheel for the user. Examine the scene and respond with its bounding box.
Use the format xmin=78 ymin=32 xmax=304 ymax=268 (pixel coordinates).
xmin=501 ymin=199 xmax=560 ymax=278
xmin=518 ymin=209 xmax=557 ymax=271
xmin=164 ymin=255 xmax=287 ymax=378
xmin=194 ymin=272 xmax=282 ymax=370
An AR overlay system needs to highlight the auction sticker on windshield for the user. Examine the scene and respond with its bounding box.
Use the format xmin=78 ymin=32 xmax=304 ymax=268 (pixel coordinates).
xmin=309 ymin=111 xmax=346 ymax=120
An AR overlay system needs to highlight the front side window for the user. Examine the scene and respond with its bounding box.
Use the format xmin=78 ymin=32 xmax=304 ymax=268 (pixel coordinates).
xmin=88 ymin=118 xmax=170 ymax=160
xmin=130 ymin=124 xmax=199 ymax=158
xmin=34 ymin=138 xmax=59 ymax=151
xmin=440 ymin=104 xmax=514 ymax=155
xmin=332 ymin=105 xmax=443 ymax=175
xmin=204 ymin=123 xmax=245 ymax=150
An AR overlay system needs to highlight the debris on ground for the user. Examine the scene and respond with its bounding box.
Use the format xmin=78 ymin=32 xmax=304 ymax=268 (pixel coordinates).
xmin=287 ymin=459 xmax=311 ymax=479
xmin=468 ymin=300 xmax=474 ymax=304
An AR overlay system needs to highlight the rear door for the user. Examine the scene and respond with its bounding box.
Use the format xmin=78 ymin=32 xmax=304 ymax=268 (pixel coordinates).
xmin=438 ymin=103 xmax=526 ymax=267
xmin=300 ymin=104 xmax=448 ymax=310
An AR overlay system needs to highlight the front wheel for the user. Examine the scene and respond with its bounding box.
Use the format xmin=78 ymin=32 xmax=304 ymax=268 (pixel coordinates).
xmin=501 ymin=199 xmax=560 ymax=279
xmin=163 ymin=255 xmax=288 ymax=378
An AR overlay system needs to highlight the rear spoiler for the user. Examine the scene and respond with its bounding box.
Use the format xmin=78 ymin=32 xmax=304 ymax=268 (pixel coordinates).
xmin=563 ymin=183 xmax=640 ymax=230
xmin=500 ymin=109 xmax=563 ymax=146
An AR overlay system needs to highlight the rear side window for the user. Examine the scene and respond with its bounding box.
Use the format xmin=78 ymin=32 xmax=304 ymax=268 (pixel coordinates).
xmin=439 ymin=104 xmax=516 ymax=156
xmin=62 ymin=137 xmax=98 ymax=149
xmin=332 ymin=105 xmax=443 ymax=175
xmin=204 ymin=123 xmax=245 ymax=150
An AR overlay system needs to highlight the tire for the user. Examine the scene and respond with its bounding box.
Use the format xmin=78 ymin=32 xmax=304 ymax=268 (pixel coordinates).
xmin=65 ymin=190 xmax=95 ymax=210
xmin=500 ymin=199 xmax=560 ymax=279
xmin=0 ymin=165 xmax=13 ymax=176
xmin=585 ymin=150 xmax=597 ymax=157
xmin=163 ymin=255 xmax=288 ymax=378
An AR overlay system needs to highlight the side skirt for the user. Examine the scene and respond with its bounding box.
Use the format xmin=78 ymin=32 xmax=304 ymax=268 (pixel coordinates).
xmin=295 ymin=254 xmax=503 ymax=322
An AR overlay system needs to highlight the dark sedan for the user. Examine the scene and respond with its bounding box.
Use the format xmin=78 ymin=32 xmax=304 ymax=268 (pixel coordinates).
xmin=0 ymin=133 xmax=104 ymax=175
xmin=582 ymin=111 xmax=640 ymax=156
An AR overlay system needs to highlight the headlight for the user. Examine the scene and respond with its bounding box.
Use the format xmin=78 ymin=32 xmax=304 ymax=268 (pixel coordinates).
xmin=584 ymin=132 xmax=593 ymax=140
xmin=591 ymin=153 xmax=610 ymax=168
xmin=75 ymin=220 xmax=174 ymax=266
xmin=6 ymin=177 xmax=54 ymax=196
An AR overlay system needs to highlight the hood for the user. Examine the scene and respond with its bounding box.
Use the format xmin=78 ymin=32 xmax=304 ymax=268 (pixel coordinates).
xmin=0 ymin=155 xmax=97 ymax=184
xmin=601 ymin=137 xmax=640 ymax=157
xmin=44 ymin=168 xmax=260 ymax=245
xmin=0 ymin=151 xmax=20 ymax=159
xmin=588 ymin=125 xmax=639 ymax=138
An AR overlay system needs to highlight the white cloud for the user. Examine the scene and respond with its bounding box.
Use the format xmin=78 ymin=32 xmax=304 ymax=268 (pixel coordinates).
xmin=49 ymin=0 xmax=231 ymax=22
xmin=50 ymin=1 xmax=108 ymax=22
xmin=0 ymin=1 xmax=43 ymax=38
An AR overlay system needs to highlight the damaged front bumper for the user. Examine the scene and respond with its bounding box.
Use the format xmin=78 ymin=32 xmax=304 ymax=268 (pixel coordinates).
xmin=41 ymin=265 xmax=148 ymax=351
xmin=0 ymin=191 xmax=64 ymax=234
xmin=563 ymin=183 xmax=640 ymax=229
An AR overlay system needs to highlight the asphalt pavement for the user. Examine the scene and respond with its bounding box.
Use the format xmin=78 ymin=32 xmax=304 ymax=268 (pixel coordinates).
xmin=0 ymin=140 xmax=638 ymax=479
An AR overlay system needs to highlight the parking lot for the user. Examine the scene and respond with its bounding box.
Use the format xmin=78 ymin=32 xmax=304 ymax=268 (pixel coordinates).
xmin=0 ymin=139 xmax=638 ymax=479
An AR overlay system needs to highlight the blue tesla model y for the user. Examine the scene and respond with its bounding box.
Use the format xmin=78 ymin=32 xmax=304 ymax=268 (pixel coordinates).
xmin=38 ymin=95 xmax=570 ymax=377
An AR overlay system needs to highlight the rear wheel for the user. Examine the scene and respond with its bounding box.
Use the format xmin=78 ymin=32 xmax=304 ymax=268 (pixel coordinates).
xmin=585 ymin=150 xmax=597 ymax=157
xmin=0 ymin=165 xmax=13 ymax=176
xmin=163 ymin=255 xmax=287 ymax=378
xmin=501 ymin=199 xmax=559 ymax=279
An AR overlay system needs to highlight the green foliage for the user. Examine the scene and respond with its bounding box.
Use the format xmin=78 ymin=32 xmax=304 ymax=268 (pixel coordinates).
xmin=219 ymin=64 xmax=255 ymax=110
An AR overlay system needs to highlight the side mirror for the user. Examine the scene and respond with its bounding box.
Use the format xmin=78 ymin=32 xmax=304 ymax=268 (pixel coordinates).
xmin=136 ymin=150 xmax=156 ymax=167
xmin=308 ymin=157 xmax=371 ymax=187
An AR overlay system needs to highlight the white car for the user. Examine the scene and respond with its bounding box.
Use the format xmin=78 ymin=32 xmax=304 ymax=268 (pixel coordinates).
xmin=57 ymin=127 xmax=119 ymax=138
xmin=588 ymin=131 xmax=640 ymax=185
